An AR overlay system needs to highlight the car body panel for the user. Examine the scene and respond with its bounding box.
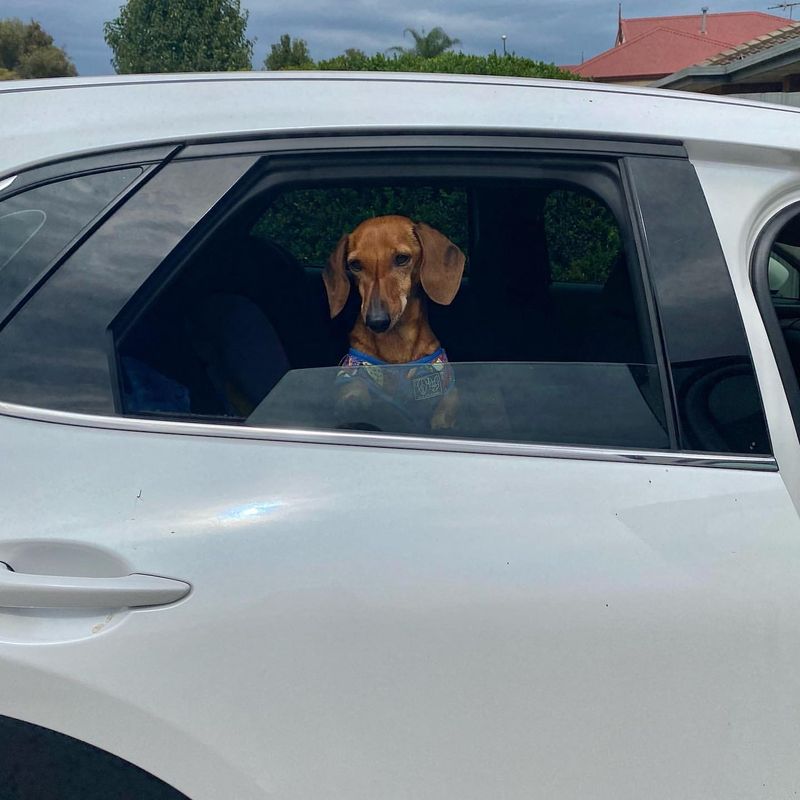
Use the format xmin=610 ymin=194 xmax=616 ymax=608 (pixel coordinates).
xmin=2 ymin=411 xmax=800 ymax=799
xmin=3 ymin=74 xmax=800 ymax=798
xmin=691 ymin=155 xmax=800 ymax=513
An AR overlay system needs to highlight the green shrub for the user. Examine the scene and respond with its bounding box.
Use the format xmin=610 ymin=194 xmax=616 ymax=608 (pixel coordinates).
xmin=252 ymin=186 xmax=468 ymax=265
xmin=314 ymin=50 xmax=580 ymax=81
xmin=544 ymin=190 xmax=621 ymax=283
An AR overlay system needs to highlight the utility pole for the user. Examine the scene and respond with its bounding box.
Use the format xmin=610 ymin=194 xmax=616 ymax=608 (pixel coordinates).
xmin=768 ymin=2 xmax=800 ymax=20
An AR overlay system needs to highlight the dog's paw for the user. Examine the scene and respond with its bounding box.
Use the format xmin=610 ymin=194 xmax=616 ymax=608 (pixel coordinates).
xmin=334 ymin=384 xmax=372 ymax=421
xmin=430 ymin=390 xmax=458 ymax=431
xmin=430 ymin=411 xmax=457 ymax=431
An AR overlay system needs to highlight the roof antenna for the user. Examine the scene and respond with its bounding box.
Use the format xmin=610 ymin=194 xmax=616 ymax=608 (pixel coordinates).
xmin=701 ymin=6 xmax=709 ymax=35
xmin=768 ymin=2 xmax=800 ymax=19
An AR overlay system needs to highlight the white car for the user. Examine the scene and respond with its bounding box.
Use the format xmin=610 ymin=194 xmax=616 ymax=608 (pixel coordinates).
xmin=2 ymin=72 xmax=800 ymax=799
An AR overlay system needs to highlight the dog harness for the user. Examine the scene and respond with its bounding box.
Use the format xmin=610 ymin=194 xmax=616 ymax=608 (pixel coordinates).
xmin=336 ymin=346 xmax=455 ymax=425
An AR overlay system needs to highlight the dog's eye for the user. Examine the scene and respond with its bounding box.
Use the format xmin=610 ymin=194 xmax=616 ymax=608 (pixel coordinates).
xmin=394 ymin=253 xmax=411 ymax=267
xmin=348 ymin=260 xmax=362 ymax=273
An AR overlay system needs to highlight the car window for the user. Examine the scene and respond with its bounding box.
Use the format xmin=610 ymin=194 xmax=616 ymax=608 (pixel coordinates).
xmin=109 ymin=159 xmax=670 ymax=450
xmin=769 ymin=245 xmax=800 ymax=300
xmin=0 ymin=169 xmax=142 ymax=319
xmin=0 ymin=148 xmax=765 ymax=456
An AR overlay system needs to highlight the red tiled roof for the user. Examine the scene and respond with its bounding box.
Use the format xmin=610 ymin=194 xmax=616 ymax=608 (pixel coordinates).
xmin=620 ymin=11 xmax=787 ymax=45
xmin=574 ymin=27 xmax=732 ymax=79
xmin=571 ymin=10 xmax=790 ymax=81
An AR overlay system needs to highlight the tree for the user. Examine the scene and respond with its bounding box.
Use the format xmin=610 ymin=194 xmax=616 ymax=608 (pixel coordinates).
xmin=0 ymin=18 xmax=76 ymax=79
xmin=16 ymin=46 xmax=77 ymax=79
xmin=103 ymin=0 xmax=253 ymax=74
xmin=264 ymin=34 xmax=313 ymax=70
xmin=389 ymin=27 xmax=461 ymax=58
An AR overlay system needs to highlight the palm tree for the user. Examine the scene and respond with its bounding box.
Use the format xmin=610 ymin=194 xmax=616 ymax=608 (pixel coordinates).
xmin=389 ymin=27 xmax=461 ymax=58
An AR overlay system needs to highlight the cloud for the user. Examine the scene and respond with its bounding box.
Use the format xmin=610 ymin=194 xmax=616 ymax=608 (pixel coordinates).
xmin=1 ymin=0 xmax=787 ymax=76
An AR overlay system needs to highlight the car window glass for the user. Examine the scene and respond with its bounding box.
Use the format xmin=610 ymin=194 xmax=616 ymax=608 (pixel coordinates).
xmin=0 ymin=157 xmax=257 ymax=415
xmin=109 ymin=168 xmax=670 ymax=451
xmin=769 ymin=245 xmax=800 ymax=300
xmin=0 ymin=169 xmax=141 ymax=318
xmin=0 ymin=210 xmax=47 ymax=268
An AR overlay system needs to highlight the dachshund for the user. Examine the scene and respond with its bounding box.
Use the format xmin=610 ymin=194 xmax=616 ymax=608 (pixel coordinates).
xmin=323 ymin=215 xmax=466 ymax=431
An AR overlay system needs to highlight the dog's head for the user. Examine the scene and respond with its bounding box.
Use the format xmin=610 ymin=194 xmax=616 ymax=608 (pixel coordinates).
xmin=323 ymin=215 xmax=466 ymax=333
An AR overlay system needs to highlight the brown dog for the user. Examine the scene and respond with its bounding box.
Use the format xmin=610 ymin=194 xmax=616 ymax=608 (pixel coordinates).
xmin=323 ymin=215 xmax=466 ymax=430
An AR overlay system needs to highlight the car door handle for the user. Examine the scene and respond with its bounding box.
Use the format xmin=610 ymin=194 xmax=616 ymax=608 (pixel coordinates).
xmin=0 ymin=562 xmax=191 ymax=608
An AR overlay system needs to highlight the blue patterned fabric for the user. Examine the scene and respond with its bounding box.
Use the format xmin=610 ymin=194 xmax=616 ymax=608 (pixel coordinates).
xmin=336 ymin=346 xmax=455 ymax=424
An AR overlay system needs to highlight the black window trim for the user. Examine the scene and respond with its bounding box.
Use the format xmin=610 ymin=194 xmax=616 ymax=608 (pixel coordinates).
xmin=625 ymin=155 xmax=772 ymax=457
xmin=176 ymin=129 xmax=688 ymax=161
xmin=0 ymin=144 xmax=181 ymax=199
xmin=619 ymin=158 xmax=680 ymax=451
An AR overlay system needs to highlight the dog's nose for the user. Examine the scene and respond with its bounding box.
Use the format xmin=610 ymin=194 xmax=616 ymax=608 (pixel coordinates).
xmin=365 ymin=312 xmax=391 ymax=333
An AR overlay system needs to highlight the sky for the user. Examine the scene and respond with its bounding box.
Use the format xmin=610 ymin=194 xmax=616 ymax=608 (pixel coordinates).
xmin=3 ymin=0 xmax=797 ymax=75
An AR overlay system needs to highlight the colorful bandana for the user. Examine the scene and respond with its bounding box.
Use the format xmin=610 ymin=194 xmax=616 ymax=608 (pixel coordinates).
xmin=336 ymin=346 xmax=455 ymax=426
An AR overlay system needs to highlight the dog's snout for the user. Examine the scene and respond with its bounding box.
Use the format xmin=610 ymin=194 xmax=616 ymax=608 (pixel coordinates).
xmin=365 ymin=312 xmax=391 ymax=333
xmin=365 ymin=286 xmax=392 ymax=333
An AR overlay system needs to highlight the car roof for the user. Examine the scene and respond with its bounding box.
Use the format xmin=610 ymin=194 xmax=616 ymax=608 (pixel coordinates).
xmin=2 ymin=71 xmax=799 ymax=176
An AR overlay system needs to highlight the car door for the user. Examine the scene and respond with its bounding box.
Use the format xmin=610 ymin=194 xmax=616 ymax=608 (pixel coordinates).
xmin=1 ymin=138 xmax=799 ymax=800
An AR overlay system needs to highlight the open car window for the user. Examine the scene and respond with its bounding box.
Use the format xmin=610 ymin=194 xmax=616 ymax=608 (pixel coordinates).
xmin=112 ymin=168 xmax=672 ymax=450
xmin=0 ymin=148 xmax=770 ymax=456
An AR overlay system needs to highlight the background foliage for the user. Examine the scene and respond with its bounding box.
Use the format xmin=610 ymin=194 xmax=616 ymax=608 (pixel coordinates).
xmin=544 ymin=191 xmax=622 ymax=283
xmin=388 ymin=27 xmax=461 ymax=58
xmin=0 ymin=18 xmax=76 ymax=80
xmin=314 ymin=50 xmax=580 ymax=80
xmin=264 ymin=34 xmax=312 ymax=70
xmin=103 ymin=0 xmax=253 ymax=73
xmin=252 ymin=185 xmax=620 ymax=285
xmin=253 ymin=187 xmax=469 ymax=264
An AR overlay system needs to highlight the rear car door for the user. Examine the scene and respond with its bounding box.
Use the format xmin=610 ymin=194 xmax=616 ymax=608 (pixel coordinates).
xmin=1 ymin=138 xmax=799 ymax=800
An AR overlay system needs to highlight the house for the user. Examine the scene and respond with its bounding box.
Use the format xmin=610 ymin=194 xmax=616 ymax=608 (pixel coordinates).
xmin=567 ymin=8 xmax=789 ymax=85
xmin=653 ymin=22 xmax=800 ymax=106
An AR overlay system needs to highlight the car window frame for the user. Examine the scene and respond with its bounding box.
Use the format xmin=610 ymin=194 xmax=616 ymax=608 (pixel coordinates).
xmin=624 ymin=155 xmax=772 ymax=457
xmin=751 ymin=199 xmax=800 ymax=439
xmin=110 ymin=146 xmax=670 ymax=446
xmin=0 ymin=133 xmax=777 ymax=471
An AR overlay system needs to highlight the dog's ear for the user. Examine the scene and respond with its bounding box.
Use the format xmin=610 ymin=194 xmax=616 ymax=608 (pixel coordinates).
xmin=414 ymin=222 xmax=466 ymax=305
xmin=323 ymin=233 xmax=351 ymax=318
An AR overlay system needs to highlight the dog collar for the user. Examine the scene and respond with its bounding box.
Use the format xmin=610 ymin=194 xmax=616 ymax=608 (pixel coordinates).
xmin=341 ymin=346 xmax=447 ymax=368
xmin=337 ymin=346 xmax=455 ymax=407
